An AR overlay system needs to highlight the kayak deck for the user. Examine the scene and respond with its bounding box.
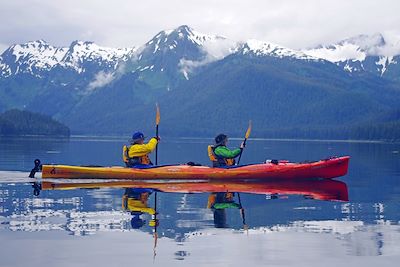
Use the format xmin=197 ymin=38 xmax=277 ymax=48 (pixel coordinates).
xmin=41 ymin=156 xmax=349 ymax=180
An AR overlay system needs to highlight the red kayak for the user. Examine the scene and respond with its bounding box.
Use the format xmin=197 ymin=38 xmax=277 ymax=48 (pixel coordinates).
xmin=41 ymin=156 xmax=349 ymax=180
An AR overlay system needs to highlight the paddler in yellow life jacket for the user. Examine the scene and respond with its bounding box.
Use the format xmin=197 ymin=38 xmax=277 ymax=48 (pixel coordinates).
xmin=122 ymin=188 xmax=157 ymax=229
xmin=123 ymin=131 xmax=159 ymax=167
xmin=208 ymin=134 xmax=245 ymax=167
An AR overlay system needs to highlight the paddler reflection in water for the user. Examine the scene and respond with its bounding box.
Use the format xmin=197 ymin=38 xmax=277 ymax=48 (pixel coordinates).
xmin=123 ymin=132 xmax=160 ymax=167
xmin=122 ymin=188 xmax=157 ymax=229
xmin=208 ymin=134 xmax=245 ymax=167
xmin=207 ymin=192 xmax=241 ymax=228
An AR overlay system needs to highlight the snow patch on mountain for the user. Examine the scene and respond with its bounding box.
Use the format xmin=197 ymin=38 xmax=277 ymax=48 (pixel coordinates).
xmin=0 ymin=62 xmax=11 ymax=77
xmin=242 ymin=39 xmax=319 ymax=61
xmin=376 ymin=56 xmax=397 ymax=75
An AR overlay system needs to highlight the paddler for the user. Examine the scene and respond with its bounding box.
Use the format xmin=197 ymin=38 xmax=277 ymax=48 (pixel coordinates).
xmin=207 ymin=192 xmax=241 ymax=228
xmin=123 ymin=132 xmax=160 ymax=167
xmin=122 ymin=188 xmax=156 ymax=229
xmin=208 ymin=134 xmax=245 ymax=167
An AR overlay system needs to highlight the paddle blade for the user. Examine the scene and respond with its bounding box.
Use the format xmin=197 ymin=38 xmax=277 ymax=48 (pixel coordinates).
xmin=155 ymin=103 xmax=160 ymax=125
xmin=245 ymin=120 xmax=252 ymax=139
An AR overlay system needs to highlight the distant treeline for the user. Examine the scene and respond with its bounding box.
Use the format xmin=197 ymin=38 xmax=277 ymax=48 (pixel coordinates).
xmin=0 ymin=109 xmax=70 ymax=136
xmin=1 ymin=108 xmax=397 ymax=142
xmin=255 ymin=122 xmax=400 ymax=142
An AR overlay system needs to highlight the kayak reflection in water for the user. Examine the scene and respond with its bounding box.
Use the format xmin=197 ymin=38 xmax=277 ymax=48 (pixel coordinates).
xmin=208 ymin=134 xmax=245 ymax=168
xmin=122 ymin=188 xmax=156 ymax=229
xmin=207 ymin=192 xmax=241 ymax=228
xmin=122 ymin=131 xmax=160 ymax=168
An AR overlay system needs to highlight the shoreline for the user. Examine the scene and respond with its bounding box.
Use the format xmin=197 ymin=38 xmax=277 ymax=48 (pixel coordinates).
xmin=0 ymin=134 xmax=398 ymax=144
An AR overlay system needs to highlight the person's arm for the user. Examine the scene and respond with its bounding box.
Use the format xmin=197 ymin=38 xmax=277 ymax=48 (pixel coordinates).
xmin=130 ymin=138 xmax=158 ymax=156
xmin=214 ymin=146 xmax=242 ymax=159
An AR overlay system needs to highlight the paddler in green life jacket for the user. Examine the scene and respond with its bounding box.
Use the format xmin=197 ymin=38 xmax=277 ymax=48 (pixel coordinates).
xmin=208 ymin=134 xmax=245 ymax=167
xmin=207 ymin=192 xmax=241 ymax=228
xmin=123 ymin=132 xmax=160 ymax=167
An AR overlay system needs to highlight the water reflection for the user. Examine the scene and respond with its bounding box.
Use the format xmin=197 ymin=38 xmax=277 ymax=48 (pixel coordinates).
xmin=30 ymin=179 xmax=349 ymax=234
xmin=1 ymin=175 xmax=400 ymax=265
xmin=122 ymin=188 xmax=156 ymax=229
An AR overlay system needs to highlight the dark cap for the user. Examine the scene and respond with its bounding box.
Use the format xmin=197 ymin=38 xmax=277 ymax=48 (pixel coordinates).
xmin=215 ymin=134 xmax=227 ymax=145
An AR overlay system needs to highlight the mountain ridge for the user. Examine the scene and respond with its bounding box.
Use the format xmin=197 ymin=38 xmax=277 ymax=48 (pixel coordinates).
xmin=0 ymin=26 xmax=399 ymax=140
xmin=2 ymin=29 xmax=400 ymax=79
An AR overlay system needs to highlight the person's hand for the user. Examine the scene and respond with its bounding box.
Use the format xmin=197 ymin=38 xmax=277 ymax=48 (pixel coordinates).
xmin=240 ymin=142 xmax=245 ymax=149
xmin=154 ymin=136 xmax=161 ymax=141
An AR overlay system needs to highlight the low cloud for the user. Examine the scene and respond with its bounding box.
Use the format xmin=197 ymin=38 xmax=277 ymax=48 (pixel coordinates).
xmin=305 ymin=32 xmax=400 ymax=62
xmin=179 ymin=38 xmax=239 ymax=76
xmin=179 ymin=58 xmax=208 ymax=77
xmin=87 ymin=71 xmax=115 ymax=90
xmin=379 ymin=32 xmax=400 ymax=56
xmin=202 ymin=38 xmax=238 ymax=59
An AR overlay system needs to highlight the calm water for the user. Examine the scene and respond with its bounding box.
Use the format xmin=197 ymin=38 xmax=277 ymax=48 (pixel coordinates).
xmin=0 ymin=136 xmax=399 ymax=267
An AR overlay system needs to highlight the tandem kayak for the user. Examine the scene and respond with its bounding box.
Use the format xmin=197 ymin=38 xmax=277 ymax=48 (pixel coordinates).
xmin=40 ymin=156 xmax=349 ymax=180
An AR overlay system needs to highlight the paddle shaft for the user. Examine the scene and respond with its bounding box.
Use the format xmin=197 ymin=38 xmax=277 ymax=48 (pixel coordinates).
xmin=155 ymin=125 xmax=159 ymax=165
xmin=237 ymin=192 xmax=247 ymax=226
xmin=153 ymin=191 xmax=158 ymax=260
xmin=236 ymin=138 xmax=247 ymax=165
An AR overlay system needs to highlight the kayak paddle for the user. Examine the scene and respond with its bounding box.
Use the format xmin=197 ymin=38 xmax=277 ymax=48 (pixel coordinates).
xmin=152 ymin=191 xmax=158 ymax=261
xmin=236 ymin=120 xmax=252 ymax=166
xmin=237 ymin=192 xmax=248 ymax=231
xmin=155 ymin=103 xmax=160 ymax=165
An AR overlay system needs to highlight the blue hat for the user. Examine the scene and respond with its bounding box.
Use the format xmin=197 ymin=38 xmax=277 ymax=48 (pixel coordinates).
xmin=131 ymin=132 xmax=145 ymax=143
xmin=130 ymin=215 xmax=145 ymax=229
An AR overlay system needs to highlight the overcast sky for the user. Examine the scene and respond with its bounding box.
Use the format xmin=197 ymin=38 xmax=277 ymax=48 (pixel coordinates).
xmin=0 ymin=0 xmax=399 ymax=52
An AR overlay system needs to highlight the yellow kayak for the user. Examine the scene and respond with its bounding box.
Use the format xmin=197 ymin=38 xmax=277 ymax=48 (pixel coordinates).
xmin=41 ymin=156 xmax=349 ymax=180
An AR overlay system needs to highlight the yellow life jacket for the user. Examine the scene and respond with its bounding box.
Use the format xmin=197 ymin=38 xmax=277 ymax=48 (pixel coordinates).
xmin=122 ymin=194 xmax=156 ymax=215
xmin=207 ymin=145 xmax=235 ymax=167
xmin=123 ymin=145 xmax=151 ymax=166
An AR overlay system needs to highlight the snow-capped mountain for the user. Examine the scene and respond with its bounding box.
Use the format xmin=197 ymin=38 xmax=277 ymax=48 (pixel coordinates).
xmin=1 ymin=25 xmax=400 ymax=137
xmin=0 ymin=39 xmax=136 ymax=78
xmin=128 ymin=25 xmax=237 ymax=81
xmin=2 ymin=29 xmax=400 ymax=82
xmin=60 ymin=41 xmax=136 ymax=74
xmin=0 ymin=40 xmax=66 ymax=77
xmin=140 ymin=25 xmax=230 ymax=57
xmin=0 ymin=25 xmax=327 ymax=83
xmin=304 ymin=33 xmax=400 ymax=77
